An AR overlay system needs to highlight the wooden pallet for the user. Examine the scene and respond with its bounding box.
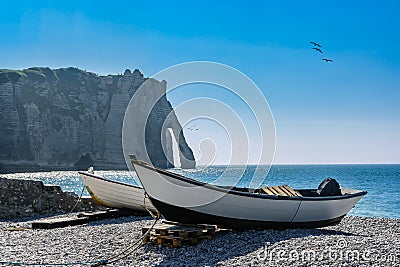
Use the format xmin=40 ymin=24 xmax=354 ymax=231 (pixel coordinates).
xmin=142 ymin=221 xmax=216 ymax=248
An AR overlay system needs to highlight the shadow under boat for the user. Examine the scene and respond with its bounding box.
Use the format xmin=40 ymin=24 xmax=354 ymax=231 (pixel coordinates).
xmin=129 ymin=155 xmax=367 ymax=230
xmin=149 ymin=226 xmax=361 ymax=267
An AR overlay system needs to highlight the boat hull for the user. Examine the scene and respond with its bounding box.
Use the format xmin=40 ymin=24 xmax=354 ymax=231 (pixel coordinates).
xmin=78 ymin=171 xmax=155 ymax=212
xmin=149 ymin=197 xmax=345 ymax=229
xmin=130 ymin=157 xmax=367 ymax=229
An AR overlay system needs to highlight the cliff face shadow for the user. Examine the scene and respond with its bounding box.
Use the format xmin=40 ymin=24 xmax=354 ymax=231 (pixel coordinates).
xmin=146 ymin=227 xmax=358 ymax=267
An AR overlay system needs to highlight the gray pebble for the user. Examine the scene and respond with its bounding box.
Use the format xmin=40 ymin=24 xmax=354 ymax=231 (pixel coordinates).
xmin=0 ymin=216 xmax=399 ymax=266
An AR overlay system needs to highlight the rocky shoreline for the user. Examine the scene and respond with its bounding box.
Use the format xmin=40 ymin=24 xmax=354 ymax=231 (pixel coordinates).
xmin=0 ymin=176 xmax=100 ymax=219
xmin=1 ymin=215 xmax=398 ymax=266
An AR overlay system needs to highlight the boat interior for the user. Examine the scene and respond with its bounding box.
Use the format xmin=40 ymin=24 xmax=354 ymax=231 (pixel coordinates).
xmin=131 ymin=158 xmax=365 ymax=198
xmin=219 ymin=185 xmax=364 ymax=198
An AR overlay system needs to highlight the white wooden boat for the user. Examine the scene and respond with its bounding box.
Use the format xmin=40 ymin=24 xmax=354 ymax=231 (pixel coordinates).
xmin=78 ymin=171 xmax=155 ymax=212
xmin=130 ymin=155 xmax=367 ymax=229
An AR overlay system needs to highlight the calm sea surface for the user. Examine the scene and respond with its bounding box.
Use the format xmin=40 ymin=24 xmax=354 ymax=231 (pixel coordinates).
xmin=3 ymin=164 xmax=400 ymax=218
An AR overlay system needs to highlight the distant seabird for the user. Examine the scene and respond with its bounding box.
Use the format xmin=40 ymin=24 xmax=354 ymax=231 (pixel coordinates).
xmin=313 ymin=47 xmax=323 ymax=53
xmin=322 ymin=58 xmax=333 ymax=62
xmin=310 ymin=41 xmax=322 ymax=47
xmin=187 ymin=125 xmax=198 ymax=131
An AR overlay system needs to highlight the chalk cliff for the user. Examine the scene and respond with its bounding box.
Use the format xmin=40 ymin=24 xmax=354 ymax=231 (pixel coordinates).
xmin=0 ymin=67 xmax=195 ymax=172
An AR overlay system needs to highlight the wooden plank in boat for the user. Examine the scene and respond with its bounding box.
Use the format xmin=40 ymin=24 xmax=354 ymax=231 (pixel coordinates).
xmin=277 ymin=185 xmax=292 ymax=196
xmin=260 ymin=187 xmax=275 ymax=195
xmin=282 ymin=185 xmax=302 ymax=196
xmin=260 ymin=185 xmax=302 ymax=197
xmin=271 ymin=186 xmax=287 ymax=196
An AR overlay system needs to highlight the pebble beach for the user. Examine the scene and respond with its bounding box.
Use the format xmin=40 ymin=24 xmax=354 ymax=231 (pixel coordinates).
xmin=1 ymin=215 xmax=399 ymax=267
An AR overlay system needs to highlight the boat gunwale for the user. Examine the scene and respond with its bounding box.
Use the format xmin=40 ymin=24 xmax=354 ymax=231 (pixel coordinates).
xmin=78 ymin=171 xmax=143 ymax=189
xmin=131 ymin=159 xmax=368 ymax=201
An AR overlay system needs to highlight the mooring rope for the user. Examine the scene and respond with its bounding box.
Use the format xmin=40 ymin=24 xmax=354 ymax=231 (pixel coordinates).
xmin=142 ymin=193 xmax=161 ymax=220
xmin=69 ymin=186 xmax=86 ymax=214
xmin=90 ymin=194 xmax=162 ymax=265
xmin=92 ymin=194 xmax=161 ymax=266
xmin=93 ymin=216 xmax=160 ymax=266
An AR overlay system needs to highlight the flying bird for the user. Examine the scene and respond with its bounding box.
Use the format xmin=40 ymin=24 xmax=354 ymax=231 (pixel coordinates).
xmin=313 ymin=47 xmax=323 ymax=53
xmin=187 ymin=125 xmax=198 ymax=131
xmin=322 ymin=58 xmax=333 ymax=62
xmin=310 ymin=41 xmax=321 ymax=47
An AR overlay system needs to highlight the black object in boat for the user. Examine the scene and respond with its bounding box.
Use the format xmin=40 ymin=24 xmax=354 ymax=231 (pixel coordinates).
xmin=317 ymin=178 xmax=341 ymax=196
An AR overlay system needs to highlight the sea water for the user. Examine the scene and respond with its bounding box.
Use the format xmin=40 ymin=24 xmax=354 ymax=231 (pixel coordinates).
xmin=3 ymin=164 xmax=400 ymax=219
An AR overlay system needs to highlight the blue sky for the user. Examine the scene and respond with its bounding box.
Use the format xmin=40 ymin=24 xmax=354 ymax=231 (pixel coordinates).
xmin=1 ymin=0 xmax=399 ymax=164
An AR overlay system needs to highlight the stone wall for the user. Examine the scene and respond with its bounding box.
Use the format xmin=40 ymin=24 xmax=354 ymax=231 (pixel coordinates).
xmin=0 ymin=177 xmax=99 ymax=219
